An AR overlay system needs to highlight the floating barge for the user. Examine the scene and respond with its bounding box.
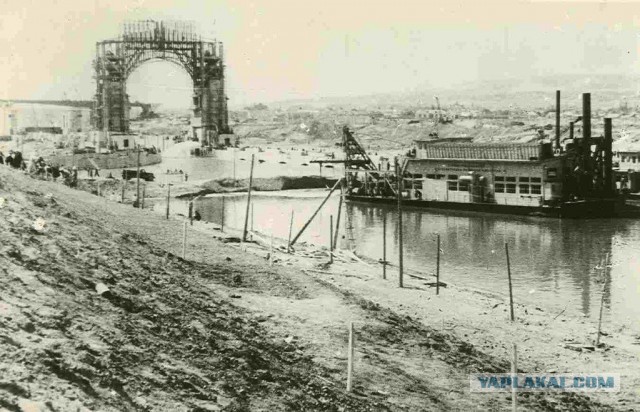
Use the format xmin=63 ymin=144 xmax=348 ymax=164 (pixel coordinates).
xmin=343 ymin=92 xmax=624 ymax=218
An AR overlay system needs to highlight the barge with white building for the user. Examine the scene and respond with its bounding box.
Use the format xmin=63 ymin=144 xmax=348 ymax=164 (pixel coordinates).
xmin=343 ymin=92 xmax=624 ymax=218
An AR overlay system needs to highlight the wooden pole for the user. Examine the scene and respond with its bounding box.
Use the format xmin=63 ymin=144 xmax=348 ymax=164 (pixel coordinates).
xmin=221 ymin=196 xmax=225 ymax=232
xmin=396 ymin=160 xmax=404 ymax=288
xmin=329 ymin=215 xmax=334 ymax=263
xmin=121 ymin=181 xmax=125 ymax=203
xmin=242 ymin=154 xmax=255 ymax=242
xmin=166 ymin=184 xmax=171 ymax=219
xmin=141 ymin=185 xmax=145 ymax=209
xmin=436 ymin=234 xmax=441 ymax=295
xmin=505 ymin=242 xmax=515 ymax=321
xmin=188 ymin=201 xmax=193 ymax=225
xmin=511 ymin=343 xmax=518 ymax=412
xmin=290 ymin=178 xmax=342 ymax=246
xmin=382 ymin=212 xmax=387 ymax=279
xmin=182 ymin=221 xmax=187 ymax=259
xmin=233 ymin=148 xmax=236 ymax=181
xmin=596 ymin=252 xmax=609 ymax=346
xmin=136 ymin=145 xmax=141 ymax=208
xmin=333 ymin=185 xmax=343 ymax=250
xmin=347 ymin=321 xmax=354 ymax=392
xmin=287 ymin=209 xmax=294 ymax=253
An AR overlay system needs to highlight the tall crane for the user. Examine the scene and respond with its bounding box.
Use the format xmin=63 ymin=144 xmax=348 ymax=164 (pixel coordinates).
xmin=433 ymin=95 xmax=452 ymax=129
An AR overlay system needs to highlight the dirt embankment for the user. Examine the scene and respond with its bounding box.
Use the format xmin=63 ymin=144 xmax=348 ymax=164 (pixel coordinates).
xmin=0 ymin=167 xmax=638 ymax=411
xmin=0 ymin=169 xmax=377 ymax=411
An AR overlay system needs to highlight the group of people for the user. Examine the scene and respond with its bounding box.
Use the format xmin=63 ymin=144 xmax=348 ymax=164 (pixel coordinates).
xmin=0 ymin=150 xmax=25 ymax=169
xmin=166 ymin=169 xmax=188 ymax=181
xmin=0 ymin=150 xmax=79 ymax=187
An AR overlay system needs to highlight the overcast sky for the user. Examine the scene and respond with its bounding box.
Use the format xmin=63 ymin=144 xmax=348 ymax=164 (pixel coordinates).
xmin=2 ymin=0 xmax=640 ymax=108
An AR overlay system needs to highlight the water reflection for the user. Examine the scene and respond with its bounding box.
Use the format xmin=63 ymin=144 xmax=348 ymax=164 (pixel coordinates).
xmin=193 ymin=193 xmax=640 ymax=332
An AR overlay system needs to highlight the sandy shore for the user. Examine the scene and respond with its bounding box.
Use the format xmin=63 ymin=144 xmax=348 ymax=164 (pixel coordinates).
xmin=0 ymin=167 xmax=638 ymax=411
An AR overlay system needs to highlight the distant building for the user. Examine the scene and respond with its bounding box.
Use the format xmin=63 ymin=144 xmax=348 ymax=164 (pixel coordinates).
xmin=615 ymin=148 xmax=640 ymax=171
xmin=0 ymin=103 xmax=91 ymax=134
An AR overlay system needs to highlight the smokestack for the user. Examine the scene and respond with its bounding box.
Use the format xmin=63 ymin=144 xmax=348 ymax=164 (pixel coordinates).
xmin=569 ymin=121 xmax=574 ymax=140
xmin=555 ymin=90 xmax=560 ymax=150
xmin=582 ymin=93 xmax=591 ymax=157
xmin=604 ymin=118 xmax=613 ymax=196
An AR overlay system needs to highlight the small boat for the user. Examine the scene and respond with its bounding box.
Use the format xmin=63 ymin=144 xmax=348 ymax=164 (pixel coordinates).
xmin=258 ymin=159 xmax=266 ymax=163
xmin=301 ymin=163 xmax=308 ymax=166
xmin=325 ymin=165 xmax=334 ymax=169
xmin=279 ymin=161 xmax=287 ymax=164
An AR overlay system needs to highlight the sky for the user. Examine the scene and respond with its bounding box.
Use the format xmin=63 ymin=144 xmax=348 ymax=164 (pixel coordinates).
xmin=1 ymin=0 xmax=640 ymax=108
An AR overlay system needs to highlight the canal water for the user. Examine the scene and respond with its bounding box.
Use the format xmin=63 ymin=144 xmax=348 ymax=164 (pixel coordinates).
xmin=147 ymin=148 xmax=640 ymax=334
xmin=190 ymin=192 xmax=640 ymax=335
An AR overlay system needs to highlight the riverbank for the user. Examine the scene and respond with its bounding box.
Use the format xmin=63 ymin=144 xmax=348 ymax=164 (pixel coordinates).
xmin=1 ymin=167 xmax=638 ymax=411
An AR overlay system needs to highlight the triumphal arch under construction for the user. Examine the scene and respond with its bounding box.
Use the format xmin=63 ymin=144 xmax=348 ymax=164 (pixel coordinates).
xmin=93 ymin=20 xmax=231 ymax=146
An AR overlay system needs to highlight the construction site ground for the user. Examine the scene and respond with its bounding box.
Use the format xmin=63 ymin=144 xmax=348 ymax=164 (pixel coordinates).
xmin=0 ymin=167 xmax=638 ymax=411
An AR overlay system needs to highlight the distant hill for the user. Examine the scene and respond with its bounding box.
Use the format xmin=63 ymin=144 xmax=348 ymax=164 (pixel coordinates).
xmin=258 ymin=74 xmax=640 ymax=112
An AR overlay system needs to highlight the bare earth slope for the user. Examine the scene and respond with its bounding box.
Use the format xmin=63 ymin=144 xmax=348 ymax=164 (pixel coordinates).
xmin=0 ymin=167 xmax=636 ymax=411
xmin=0 ymin=169 xmax=383 ymax=411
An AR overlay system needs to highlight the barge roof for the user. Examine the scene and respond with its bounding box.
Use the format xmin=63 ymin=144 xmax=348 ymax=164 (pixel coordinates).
xmin=415 ymin=142 xmax=547 ymax=161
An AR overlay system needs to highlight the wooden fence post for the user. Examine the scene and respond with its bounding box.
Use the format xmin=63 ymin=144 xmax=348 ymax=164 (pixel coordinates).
xmin=166 ymin=184 xmax=171 ymax=219
xmin=512 ymin=343 xmax=518 ymax=412
xmin=396 ymin=160 xmax=404 ymax=288
xmin=347 ymin=322 xmax=354 ymax=392
xmin=242 ymin=154 xmax=255 ymax=242
xmin=136 ymin=145 xmax=141 ymax=208
xmin=287 ymin=209 xmax=294 ymax=253
xmin=182 ymin=221 xmax=187 ymax=259
xmin=505 ymin=242 xmax=515 ymax=321
xmin=333 ymin=186 xmax=343 ymax=249
xmin=596 ymin=252 xmax=610 ymax=346
xmin=436 ymin=234 xmax=441 ymax=295
xmin=221 ymin=196 xmax=225 ymax=232
xmin=329 ymin=215 xmax=334 ymax=263
xmin=382 ymin=213 xmax=387 ymax=279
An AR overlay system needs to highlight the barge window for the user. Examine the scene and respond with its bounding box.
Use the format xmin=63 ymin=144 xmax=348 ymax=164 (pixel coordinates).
xmin=519 ymin=184 xmax=530 ymax=194
xmin=437 ymin=174 xmax=446 ymax=179
xmin=458 ymin=182 xmax=469 ymax=191
xmin=518 ymin=177 xmax=530 ymax=182
xmin=495 ymin=183 xmax=505 ymax=193
xmin=426 ymin=174 xmax=436 ymax=179
xmin=413 ymin=174 xmax=423 ymax=178
xmin=447 ymin=174 xmax=458 ymax=180
xmin=495 ymin=176 xmax=504 ymax=182
xmin=506 ymin=184 xmax=516 ymax=193
xmin=447 ymin=181 xmax=458 ymax=191
xmin=633 ymin=157 xmax=638 ymax=164
xmin=531 ymin=185 xmax=542 ymax=194
xmin=531 ymin=177 xmax=542 ymax=183
xmin=621 ymin=156 xmax=626 ymax=162
xmin=547 ymin=168 xmax=557 ymax=178
xmin=506 ymin=176 xmax=516 ymax=182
